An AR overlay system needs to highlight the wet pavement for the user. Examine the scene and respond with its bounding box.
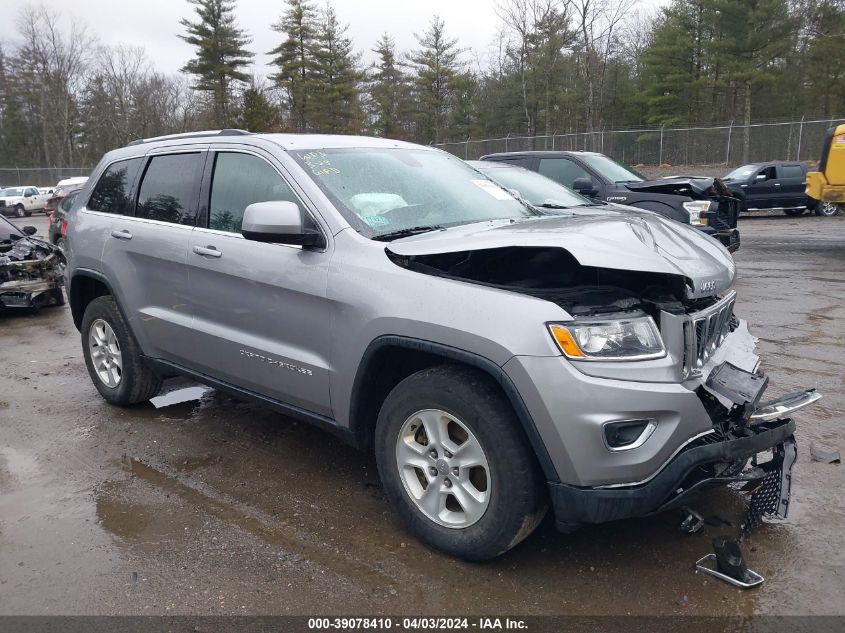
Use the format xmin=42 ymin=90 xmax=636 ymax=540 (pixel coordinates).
xmin=1 ymin=214 xmax=843 ymax=616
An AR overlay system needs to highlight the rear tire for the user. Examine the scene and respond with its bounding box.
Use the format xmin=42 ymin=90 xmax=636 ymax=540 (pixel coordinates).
xmin=815 ymin=201 xmax=841 ymax=217
xmin=81 ymin=295 xmax=162 ymax=406
xmin=374 ymin=364 xmax=547 ymax=561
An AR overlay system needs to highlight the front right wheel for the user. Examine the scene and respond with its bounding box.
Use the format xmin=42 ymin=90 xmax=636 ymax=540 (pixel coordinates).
xmin=375 ymin=365 xmax=547 ymax=561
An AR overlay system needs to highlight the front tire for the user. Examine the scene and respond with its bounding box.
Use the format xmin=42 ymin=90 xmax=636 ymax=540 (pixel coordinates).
xmin=81 ymin=295 xmax=162 ymax=405
xmin=14 ymin=205 xmax=25 ymax=218
xmin=375 ymin=365 xmax=547 ymax=561
xmin=816 ymin=201 xmax=841 ymax=217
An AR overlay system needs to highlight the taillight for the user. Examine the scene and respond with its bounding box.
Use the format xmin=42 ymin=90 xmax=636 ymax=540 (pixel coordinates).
xmin=61 ymin=219 xmax=68 ymax=238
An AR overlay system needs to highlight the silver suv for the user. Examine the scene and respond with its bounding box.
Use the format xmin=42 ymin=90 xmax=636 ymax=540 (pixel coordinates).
xmin=64 ymin=131 xmax=819 ymax=560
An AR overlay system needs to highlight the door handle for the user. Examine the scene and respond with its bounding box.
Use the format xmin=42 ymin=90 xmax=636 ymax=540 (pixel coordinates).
xmin=193 ymin=245 xmax=222 ymax=258
xmin=110 ymin=229 xmax=132 ymax=240
xmin=774 ymin=183 xmax=781 ymax=186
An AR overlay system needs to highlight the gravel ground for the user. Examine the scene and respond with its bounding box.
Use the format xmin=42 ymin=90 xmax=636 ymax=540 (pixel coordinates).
xmin=1 ymin=213 xmax=843 ymax=617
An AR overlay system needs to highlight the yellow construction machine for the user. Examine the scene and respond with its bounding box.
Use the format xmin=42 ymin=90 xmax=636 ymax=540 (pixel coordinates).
xmin=806 ymin=123 xmax=845 ymax=216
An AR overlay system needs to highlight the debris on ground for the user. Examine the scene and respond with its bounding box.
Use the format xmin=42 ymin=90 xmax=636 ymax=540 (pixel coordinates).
xmin=695 ymin=537 xmax=764 ymax=588
xmin=810 ymin=443 xmax=841 ymax=464
xmin=679 ymin=507 xmax=705 ymax=534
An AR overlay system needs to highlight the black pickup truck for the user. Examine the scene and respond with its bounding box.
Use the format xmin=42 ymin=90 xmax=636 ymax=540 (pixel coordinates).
xmin=722 ymin=161 xmax=834 ymax=216
xmin=480 ymin=151 xmax=741 ymax=251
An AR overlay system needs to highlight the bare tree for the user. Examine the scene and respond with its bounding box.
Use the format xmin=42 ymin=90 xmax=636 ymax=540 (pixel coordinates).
xmin=570 ymin=0 xmax=637 ymax=146
xmin=11 ymin=5 xmax=94 ymax=166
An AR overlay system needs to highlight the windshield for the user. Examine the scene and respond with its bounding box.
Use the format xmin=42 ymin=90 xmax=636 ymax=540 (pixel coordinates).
xmin=1 ymin=187 xmax=25 ymax=197
xmin=724 ymin=165 xmax=757 ymax=180
xmin=579 ymin=154 xmax=645 ymax=183
xmin=292 ymin=148 xmax=539 ymax=238
xmin=479 ymin=165 xmax=590 ymax=209
xmin=0 ymin=215 xmax=22 ymax=242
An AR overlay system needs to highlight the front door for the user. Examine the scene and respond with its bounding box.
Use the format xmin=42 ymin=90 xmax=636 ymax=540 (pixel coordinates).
xmin=183 ymin=149 xmax=333 ymax=417
xmin=745 ymin=165 xmax=779 ymax=209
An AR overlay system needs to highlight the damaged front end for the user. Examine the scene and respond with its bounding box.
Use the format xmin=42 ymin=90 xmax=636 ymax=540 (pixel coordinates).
xmin=628 ymin=176 xmax=741 ymax=252
xmin=385 ymin=226 xmax=818 ymax=531
xmin=0 ymin=236 xmax=66 ymax=309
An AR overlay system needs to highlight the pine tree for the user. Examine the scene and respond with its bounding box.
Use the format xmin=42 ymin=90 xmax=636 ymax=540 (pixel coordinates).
xmin=367 ymin=34 xmax=408 ymax=138
xmin=706 ymin=0 xmax=796 ymax=161
xmin=239 ymin=82 xmax=278 ymax=131
xmin=311 ymin=3 xmax=362 ymax=133
xmin=268 ymin=0 xmax=319 ymax=131
xmin=179 ymin=0 xmax=253 ymax=128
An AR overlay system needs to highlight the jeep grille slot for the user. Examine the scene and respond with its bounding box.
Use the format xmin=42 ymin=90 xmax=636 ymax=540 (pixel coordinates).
xmin=683 ymin=291 xmax=736 ymax=378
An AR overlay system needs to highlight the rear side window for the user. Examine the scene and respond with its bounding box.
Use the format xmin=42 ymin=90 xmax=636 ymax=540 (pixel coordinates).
xmin=538 ymin=158 xmax=593 ymax=188
xmin=88 ymin=158 xmax=143 ymax=214
xmin=136 ymin=153 xmax=203 ymax=225
xmin=208 ymin=152 xmax=303 ymax=233
xmin=779 ymin=164 xmax=804 ymax=179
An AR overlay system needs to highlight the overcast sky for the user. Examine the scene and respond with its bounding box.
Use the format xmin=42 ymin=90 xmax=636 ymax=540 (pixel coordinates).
xmin=5 ymin=0 xmax=667 ymax=77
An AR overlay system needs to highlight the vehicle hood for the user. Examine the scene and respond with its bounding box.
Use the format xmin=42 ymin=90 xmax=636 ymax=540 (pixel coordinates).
xmin=623 ymin=177 xmax=736 ymax=199
xmin=385 ymin=208 xmax=735 ymax=300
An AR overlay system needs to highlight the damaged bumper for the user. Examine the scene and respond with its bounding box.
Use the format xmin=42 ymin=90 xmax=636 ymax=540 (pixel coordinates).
xmin=549 ymin=416 xmax=796 ymax=529
xmin=546 ymin=364 xmax=817 ymax=531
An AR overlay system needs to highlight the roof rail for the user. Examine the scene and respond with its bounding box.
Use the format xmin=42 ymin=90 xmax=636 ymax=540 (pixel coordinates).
xmin=126 ymin=129 xmax=251 ymax=147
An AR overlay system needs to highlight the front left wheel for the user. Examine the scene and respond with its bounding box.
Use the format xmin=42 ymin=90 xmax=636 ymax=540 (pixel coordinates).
xmin=375 ymin=364 xmax=548 ymax=561
xmin=81 ymin=295 xmax=162 ymax=405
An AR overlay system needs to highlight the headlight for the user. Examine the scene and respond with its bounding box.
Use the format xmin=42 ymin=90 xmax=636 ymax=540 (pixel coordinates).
xmin=548 ymin=316 xmax=666 ymax=361
xmin=682 ymin=200 xmax=710 ymax=225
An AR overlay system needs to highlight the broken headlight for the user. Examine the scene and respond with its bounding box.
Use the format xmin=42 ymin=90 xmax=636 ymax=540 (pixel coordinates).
xmin=548 ymin=316 xmax=666 ymax=361
xmin=683 ymin=200 xmax=711 ymax=225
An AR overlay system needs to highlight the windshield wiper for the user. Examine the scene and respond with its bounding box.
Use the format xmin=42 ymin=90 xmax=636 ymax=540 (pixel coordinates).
xmin=371 ymin=225 xmax=445 ymax=241
xmin=537 ymin=202 xmax=575 ymax=209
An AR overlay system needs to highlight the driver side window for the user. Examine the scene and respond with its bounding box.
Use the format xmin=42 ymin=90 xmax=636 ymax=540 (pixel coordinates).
xmin=538 ymin=158 xmax=593 ymax=189
xmin=756 ymin=166 xmax=776 ymax=181
xmin=208 ymin=152 xmax=305 ymax=233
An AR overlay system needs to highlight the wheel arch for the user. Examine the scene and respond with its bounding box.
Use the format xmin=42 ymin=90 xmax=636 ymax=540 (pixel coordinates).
xmin=349 ymin=335 xmax=560 ymax=482
xmin=68 ymin=269 xmax=114 ymax=331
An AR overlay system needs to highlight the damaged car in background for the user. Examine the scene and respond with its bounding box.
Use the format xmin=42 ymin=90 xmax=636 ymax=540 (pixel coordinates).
xmin=480 ymin=150 xmax=741 ymax=252
xmin=1 ymin=215 xmax=65 ymax=309
xmin=65 ymin=133 xmax=817 ymax=561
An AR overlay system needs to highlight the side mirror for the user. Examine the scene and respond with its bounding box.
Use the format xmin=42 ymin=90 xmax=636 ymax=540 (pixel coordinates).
xmin=241 ymin=201 xmax=325 ymax=248
xmin=22 ymin=226 xmax=37 ymax=236
xmin=572 ymin=177 xmax=598 ymax=197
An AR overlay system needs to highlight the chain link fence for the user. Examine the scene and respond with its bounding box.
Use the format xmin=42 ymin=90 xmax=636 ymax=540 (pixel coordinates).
xmin=435 ymin=116 xmax=845 ymax=167
xmin=0 ymin=167 xmax=92 ymax=188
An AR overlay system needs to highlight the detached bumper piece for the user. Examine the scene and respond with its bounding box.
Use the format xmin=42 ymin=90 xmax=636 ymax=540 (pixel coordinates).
xmin=549 ymin=362 xmax=819 ymax=531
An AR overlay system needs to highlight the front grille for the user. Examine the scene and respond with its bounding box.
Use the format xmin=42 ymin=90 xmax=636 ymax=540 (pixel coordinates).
xmin=682 ymin=291 xmax=736 ymax=378
xmin=711 ymin=197 xmax=739 ymax=230
xmin=0 ymin=201 xmax=6 ymax=208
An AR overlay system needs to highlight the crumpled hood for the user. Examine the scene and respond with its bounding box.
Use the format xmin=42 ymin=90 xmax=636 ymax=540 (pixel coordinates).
xmin=623 ymin=176 xmax=736 ymax=199
xmin=386 ymin=208 xmax=735 ymax=300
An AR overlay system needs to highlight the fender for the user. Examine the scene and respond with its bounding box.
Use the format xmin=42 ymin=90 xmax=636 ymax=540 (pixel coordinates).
xmin=350 ymin=335 xmax=560 ymax=482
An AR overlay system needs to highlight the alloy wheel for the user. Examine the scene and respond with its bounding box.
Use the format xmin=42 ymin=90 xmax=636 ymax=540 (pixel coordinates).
xmin=395 ymin=408 xmax=491 ymax=529
xmin=89 ymin=318 xmax=123 ymax=387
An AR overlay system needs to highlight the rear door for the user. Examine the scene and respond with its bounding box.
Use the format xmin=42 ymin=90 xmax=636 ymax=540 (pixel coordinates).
xmin=776 ymin=163 xmax=807 ymax=208
xmin=181 ymin=147 xmax=333 ymax=416
xmin=99 ymin=148 xmax=206 ymax=365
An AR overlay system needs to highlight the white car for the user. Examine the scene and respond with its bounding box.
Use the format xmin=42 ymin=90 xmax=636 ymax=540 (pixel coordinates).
xmin=55 ymin=176 xmax=88 ymax=189
xmin=0 ymin=186 xmax=50 ymax=217
xmin=38 ymin=187 xmax=55 ymax=196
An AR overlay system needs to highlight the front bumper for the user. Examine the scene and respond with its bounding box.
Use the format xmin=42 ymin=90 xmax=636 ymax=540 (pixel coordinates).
xmin=548 ymin=417 xmax=795 ymax=529
xmin=698 ymin=225 xmax=740 ymax=252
